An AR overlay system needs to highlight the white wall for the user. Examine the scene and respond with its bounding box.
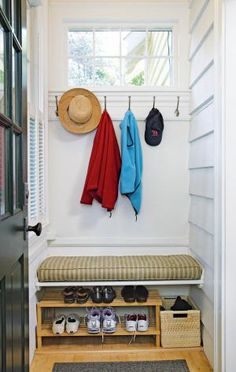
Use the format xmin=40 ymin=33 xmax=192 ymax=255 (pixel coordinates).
xmin=27 ymin=1 xmax=49 ymax=364
xmin=47 ymin=0 xmax=191 ymax=255
xmin=188 ymin=0 xmax=215 ymax=367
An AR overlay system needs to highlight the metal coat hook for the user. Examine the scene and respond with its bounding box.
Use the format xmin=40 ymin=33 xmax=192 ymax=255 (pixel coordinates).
xmin=104 ymin=96 xmax=107 ymax=111
xmin=153 ymin=96 xmax=156 ymax=108
xmin=175 ymin=96 xmax=180 ymax=117
xmin=55 ymin=95 xmax=59 ymax=116
xmin=128 ymin=96 xmax=131 ymax=110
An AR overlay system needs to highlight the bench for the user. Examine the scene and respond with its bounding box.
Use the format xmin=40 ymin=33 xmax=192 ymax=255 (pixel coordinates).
xmin=36 ymin=254 xmax=204 ymax=288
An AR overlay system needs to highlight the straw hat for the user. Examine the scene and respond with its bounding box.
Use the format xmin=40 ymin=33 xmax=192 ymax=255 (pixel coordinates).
xmin=58 ymin=88 xmax=102 ymax=134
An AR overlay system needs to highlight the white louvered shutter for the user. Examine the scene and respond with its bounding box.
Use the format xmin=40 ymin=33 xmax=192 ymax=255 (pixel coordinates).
xmin=38 ymin=121 xmax=45 ymax=217
xmin=29 ymin=117 xmax=37 ymax=221
xmin=29 ymin=116 xmax=46 ymax=224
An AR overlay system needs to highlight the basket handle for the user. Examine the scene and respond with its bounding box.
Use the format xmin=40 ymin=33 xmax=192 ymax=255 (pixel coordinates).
xmin=173 ymin=313 xmax=188 ymax=318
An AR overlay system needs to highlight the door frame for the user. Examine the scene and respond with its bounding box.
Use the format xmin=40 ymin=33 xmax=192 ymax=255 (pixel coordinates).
xmin=219 ymin=1 xmax=236 ymax=371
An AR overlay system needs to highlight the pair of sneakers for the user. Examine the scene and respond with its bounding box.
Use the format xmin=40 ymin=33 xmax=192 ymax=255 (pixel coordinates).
xmin=90 ymin=286 xmax=116 ymax=304
xmin=86 ymin=307 xmax=119 ymax=334
xmin=125 ymin=313 xmax=149 ymax=332
xmin=52 ymin=314 xmax=80 ymax=334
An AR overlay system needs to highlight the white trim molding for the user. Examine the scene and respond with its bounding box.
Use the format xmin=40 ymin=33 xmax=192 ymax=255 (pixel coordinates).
xmin=36 ymin=278 xmax=204 ymax=290
xmin=49 ymin=89 xmax=191 ymax=122
xmin=47 ymin=236 xmax=189 ymax=248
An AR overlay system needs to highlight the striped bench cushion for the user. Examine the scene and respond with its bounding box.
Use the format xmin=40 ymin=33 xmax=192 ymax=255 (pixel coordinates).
xmin=37 ymin=255 xmax=202 ymax=282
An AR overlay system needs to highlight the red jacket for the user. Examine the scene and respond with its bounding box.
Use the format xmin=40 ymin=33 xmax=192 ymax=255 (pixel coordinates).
xmin=80 ymin=111 xmax=121 ymax=211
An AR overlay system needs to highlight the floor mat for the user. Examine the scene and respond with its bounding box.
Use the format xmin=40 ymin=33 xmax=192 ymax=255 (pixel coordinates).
xmin=53 ymin=360 xmax=190 ymax=372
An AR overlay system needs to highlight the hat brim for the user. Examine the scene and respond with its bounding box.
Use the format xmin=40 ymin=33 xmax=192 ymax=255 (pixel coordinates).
xmin=58 ymin=88 xmax=102 ymax=134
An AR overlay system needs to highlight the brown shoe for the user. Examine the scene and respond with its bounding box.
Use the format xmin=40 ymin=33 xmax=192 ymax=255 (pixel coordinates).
xmin=63 ymin=287 xmax=76 ymax=304
xmin=75 ymin=287 xmax=90 ymax=304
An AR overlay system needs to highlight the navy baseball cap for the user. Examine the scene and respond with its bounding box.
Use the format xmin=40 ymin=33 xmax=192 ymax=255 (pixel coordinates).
xmin=145 ymin=108 xmax=164 ymax=146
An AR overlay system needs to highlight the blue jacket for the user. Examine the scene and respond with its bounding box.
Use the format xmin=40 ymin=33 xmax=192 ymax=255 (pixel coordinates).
xmin=120 ymin=110 xmax=143 ymax=215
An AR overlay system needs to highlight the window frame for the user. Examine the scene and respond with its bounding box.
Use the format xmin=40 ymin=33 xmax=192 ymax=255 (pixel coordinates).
xmin=0 ymin=0 xmax=24 ymax=221
xmin=66 ymin=22 xmax=179 ymax=89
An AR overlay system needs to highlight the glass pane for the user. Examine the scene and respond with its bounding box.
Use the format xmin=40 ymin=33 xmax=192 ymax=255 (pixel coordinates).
xmin=95 ymin=31 xmax=120 ymax=56
xmin=12 ymin=48 xmax=21 ymax=124
xmin=13 ymin=133 xmax=16 ymax=210
xmin=68 ymin=31 xmax=93 ymax=58
xmin=0 ymin=126 xmax=5 ymax=215
xmin=4 ymin=128 xmax=10 ymax=213
xmin=95 ymin=58 xmax=120 ymax=86
xmin=0 ymin=0 xmax=6 ymax=12
xmin=11 ymin=0 xmax=15 ymax=30
xmin=12 ymin=47 xmax=16 ymax=122
xmin=68 ymin=58 xmax=93 ymax=87
xmin=147 ymin=57 xmax=172 ymax=86
xmin=147 ymin=30 xmax=172 ymax=57
xmin=122 ymin=58 xmax=145 ymax=86
xmin=121 ymin=31 xmax=146 ymax=57
xmin=0 ymin=26 xmax=5 ymax=114
xmin=14 ymin=133 xmax=22 ymax=210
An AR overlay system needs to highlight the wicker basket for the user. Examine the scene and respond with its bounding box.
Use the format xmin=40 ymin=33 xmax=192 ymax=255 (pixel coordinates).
xmin=160 ymin=296 xmax=201 ymax=348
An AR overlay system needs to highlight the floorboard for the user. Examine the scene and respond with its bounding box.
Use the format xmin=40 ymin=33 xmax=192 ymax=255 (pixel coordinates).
xmin=30 ymin=347 xmax=213 ymax=372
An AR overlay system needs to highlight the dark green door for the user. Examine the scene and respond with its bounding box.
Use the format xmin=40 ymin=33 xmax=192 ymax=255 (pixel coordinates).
xmin=0 ymin=1 xmax=28 ymax=371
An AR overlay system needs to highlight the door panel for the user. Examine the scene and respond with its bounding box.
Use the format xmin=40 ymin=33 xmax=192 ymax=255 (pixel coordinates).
xmin=0 ymin=0 xmax=28 ymax=371
xmin=12 ymin=257 xmax=24 ymax=372
xmin=4 ymin=257 xmax=25 ymax=372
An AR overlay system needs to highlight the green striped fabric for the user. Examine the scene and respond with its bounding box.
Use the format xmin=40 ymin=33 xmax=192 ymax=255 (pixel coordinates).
xmin=37 ymin=255 xmax=202 ymax=282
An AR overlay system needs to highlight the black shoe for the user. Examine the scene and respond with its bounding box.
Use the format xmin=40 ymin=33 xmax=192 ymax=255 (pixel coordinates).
xmin=91 ymin=286 xmax=103 ymax=303
xmin=63 ymin=286 xmax=76 ymax=304
xmin=121 ymin=286 xmax=135 ymax=302
xmin=102 ymin=286 xmax=116 ymax=303
xmin=135 ymin=285 xmax=148 ymax=302
xmin=171 ymin=296 xmax=192 ymax=311
xmin=75 ymin=287 xmax=90 ymax=304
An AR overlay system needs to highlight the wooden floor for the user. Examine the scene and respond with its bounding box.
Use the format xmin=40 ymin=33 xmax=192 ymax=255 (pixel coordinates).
xmin=31 ymin=347 xmax=213 ymax=372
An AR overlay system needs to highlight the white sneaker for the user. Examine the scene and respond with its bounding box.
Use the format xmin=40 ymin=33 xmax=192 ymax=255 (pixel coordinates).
xmin=137 ymin=314 xmax=149 ymax=332
xmin=52 ymin=314 xmax=66 ymax=334
xmin=66 ymin=314 xmax=80 ymax=334
xmin=102 ymin=308 xmax=118 ymax=333
xmin=86 ymin=308 xmax=101 ymax=334
xmin=125 ymin=314 xmax=137 ymax=332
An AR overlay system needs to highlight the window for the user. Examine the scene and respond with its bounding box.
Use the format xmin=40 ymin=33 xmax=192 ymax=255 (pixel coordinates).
xmin=0 ymin=0 xmax=24 ymax=219
xmin=68 ymin=29 xmax=173 ymax=87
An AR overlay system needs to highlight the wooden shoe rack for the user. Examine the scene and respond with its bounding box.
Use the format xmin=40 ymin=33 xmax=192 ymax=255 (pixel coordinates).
xmin=36 ymin=288 xmax=162 ymax=350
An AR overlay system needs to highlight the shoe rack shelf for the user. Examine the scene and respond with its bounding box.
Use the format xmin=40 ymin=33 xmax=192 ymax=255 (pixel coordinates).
xmin=36 ymin=289 xmax=162 ymax=350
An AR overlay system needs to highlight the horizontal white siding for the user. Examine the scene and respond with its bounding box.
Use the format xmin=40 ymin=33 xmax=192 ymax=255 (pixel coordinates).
xmin=189 ymin=101 xmax=214 ymax=141
xmin=190 ymin=0 xmax=214 ymax=59
xmin=190 ymin=0 xmax=209 ymax=31
xmin=189 ymin=196 xmax=214 ymax=235
xmin=190 ymin=29 xmax=214 ymax=86
xmin=189 ymin=0 xmax=215 ymax=367
xmin=191 ymin=65 xmax=214 ymax=112
xmin=189 ymin=132 xmax=214 ymax=169
xmin=202 ymin=326 xmax=214 ymax=367
xmin=189 ymin=168 xmax=214 ymax=199
xmin=189 ymin=224 xmax=214 ymax=270
xmin=191 ymin=286 xmax=214 ymax=338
